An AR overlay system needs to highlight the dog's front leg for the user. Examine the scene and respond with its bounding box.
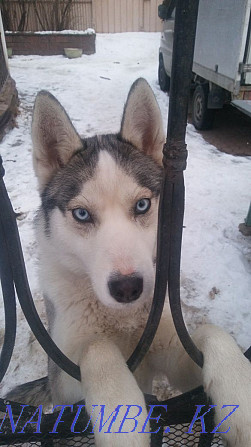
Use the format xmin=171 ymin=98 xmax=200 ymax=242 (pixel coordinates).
xmin=151 ymin=319 xmax=251 ymax=447
xmin=192 ymin=325 xmax=251 ymax=447
xmin=80 ymin=338 xmax=150 ymax=447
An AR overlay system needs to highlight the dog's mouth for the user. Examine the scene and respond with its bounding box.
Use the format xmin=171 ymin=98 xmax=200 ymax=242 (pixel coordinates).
xmin=108 ymin=272 xmax=143 ymax=304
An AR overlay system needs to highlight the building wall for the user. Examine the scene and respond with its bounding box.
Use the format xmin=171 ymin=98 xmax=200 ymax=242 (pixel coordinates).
xmin=93 ymin=0 xmax=162 ymax=33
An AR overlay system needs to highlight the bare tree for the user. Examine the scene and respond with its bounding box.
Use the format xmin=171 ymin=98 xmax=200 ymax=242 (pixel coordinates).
xmin=0 ymin=0 xmax=74 ymax=32
xmin=33 ymin=0 xmax=73 ymax=31
xmin=1 ymin=0 xmax=30 ymax=31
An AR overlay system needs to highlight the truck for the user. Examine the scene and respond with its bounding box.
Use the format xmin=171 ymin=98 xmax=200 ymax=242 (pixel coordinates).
xmin=158 ymin=0 xmax=251 ymax=129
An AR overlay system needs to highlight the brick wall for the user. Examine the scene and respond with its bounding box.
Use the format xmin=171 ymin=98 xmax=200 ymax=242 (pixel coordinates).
xmin=5 ymin=32 xmax=96 ymax=56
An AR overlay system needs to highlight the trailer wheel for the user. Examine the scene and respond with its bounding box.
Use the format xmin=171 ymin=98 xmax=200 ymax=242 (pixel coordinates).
xmin=192 ymin=84 xmax=215 ymax=130
xmin=158 ymin=56 xmax=170 ymax=92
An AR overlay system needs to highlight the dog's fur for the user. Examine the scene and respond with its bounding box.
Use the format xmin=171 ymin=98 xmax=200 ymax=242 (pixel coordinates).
xmin=9 ymin=79 xmax=251 ymax=446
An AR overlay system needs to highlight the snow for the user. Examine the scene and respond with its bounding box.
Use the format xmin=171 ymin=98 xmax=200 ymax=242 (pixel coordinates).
xmin=0 ymin=32 xmax=250 ymax=398
xmin=34 ymin=28 xmax=96 ymax=34
xmin=6 ymin=28 xmax=95 ymax=34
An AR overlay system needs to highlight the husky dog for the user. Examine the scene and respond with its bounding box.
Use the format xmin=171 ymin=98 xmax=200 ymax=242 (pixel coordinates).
xmin=10 ymin=79 xmax=250 ymax=446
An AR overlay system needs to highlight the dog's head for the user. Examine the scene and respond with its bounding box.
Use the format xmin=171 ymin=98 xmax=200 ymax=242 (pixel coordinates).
xmin=32 ymin=78 xmax=165 ymax=308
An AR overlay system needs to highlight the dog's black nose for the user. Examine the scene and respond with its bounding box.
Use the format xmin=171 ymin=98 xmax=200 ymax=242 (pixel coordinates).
xmin=108 ymin=274 xmax=143 ymax=303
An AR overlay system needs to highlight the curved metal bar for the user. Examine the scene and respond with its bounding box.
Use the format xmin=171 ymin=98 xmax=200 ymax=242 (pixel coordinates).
xmin=127 ymin=176 xmax=173 ymax=370
xmin=0 ymin=156 xmax=81 ymax=382
xmin=165 ymin=0 xmax=203 ymax=368
xmin=244 ymin=346 xmax=251 ymax=361
xmin=129 ymin=0 xmax=203 ymax=371
xmin=0 ymin=218 xmax=17 ymax=382
xmin=167 ymin=172 xmax=203 ymax=368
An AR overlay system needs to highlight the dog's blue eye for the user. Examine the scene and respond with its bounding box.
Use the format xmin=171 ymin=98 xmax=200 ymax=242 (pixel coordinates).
xmin=135 ymin=198 xmax=151 ymax=215
xmin=72 ymin=208 xmax=91 ymax=222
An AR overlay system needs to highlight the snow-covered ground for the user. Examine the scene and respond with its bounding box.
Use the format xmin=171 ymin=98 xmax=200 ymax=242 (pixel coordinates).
xmin=0 ymin=32 xmax=250 ymax=397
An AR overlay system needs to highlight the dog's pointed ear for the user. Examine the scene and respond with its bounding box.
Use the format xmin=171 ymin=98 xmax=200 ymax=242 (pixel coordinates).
xmin=120 ymin=78 xmax=165 ymax=165
xmin=32 ymin=91 xmax=82 ymax=191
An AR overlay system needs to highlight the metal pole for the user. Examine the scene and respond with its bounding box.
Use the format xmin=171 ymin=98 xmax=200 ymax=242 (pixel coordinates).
xmin=164 ymin=0 xmax=203 ymax=368
xmin=128 ymin=0 xmax=203 ymax=371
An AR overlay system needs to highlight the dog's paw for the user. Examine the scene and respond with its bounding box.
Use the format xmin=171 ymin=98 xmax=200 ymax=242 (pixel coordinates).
xmin=95 ymin=432 xmax=149 ymax=447
xmin=198 ymin=325 xmax=251 ymax=447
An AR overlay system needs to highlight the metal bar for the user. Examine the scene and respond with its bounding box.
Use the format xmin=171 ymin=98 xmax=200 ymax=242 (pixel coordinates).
xmin=245 ymin=202 xmax=251 ymax=226
xmin=127 ymin=177 xmax=173 ymax=369
xmin=0 ymin=223 xmax=17 ymax=382
xmin=165 ymin=0 xmax=203 ymax=369
xmin=0 ymin=155 xmax=81 ymax=382
xmin=0 ymin=161 xmax=16 ymax=381
xmin=245 ymin=345 xmax=251 ymax=360
xmin=166 ymin=0 xmax=199 ymax=146
xmin=128 ymin=0 xmax=203 ymax=372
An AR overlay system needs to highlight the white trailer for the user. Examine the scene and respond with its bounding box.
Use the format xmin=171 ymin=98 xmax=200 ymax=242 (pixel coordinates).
xmin=158 ymin=0 xmax=251 ymax=129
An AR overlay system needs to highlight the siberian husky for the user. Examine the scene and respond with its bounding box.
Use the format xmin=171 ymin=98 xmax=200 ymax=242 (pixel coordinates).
xmin=9 ymin=79 xmax=251 ymax=446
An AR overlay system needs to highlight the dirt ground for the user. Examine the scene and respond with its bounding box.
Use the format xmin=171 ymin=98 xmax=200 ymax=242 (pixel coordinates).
xmin=188 ymin=104 xmax=251 ymax=157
